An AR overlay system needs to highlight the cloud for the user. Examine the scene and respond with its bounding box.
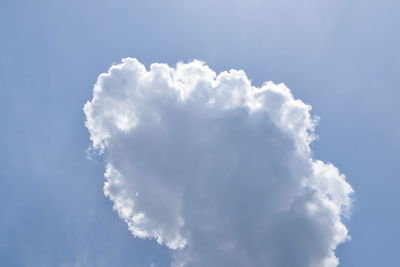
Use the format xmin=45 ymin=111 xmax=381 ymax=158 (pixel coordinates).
xmin=84 ymin=58 xmax=353 ymax=267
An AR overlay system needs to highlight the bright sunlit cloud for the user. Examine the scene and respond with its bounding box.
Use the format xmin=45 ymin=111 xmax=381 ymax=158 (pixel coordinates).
xmin=84 ymin=58 xmax=353 ymax=267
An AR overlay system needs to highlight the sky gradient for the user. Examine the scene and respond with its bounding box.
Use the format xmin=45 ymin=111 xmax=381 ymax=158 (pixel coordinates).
xmin=1 ymin=0 xmax=399 ymax=266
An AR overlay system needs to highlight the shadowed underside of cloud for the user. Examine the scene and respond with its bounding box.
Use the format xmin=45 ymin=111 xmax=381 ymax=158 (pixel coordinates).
xmin=84 ymin=58 xmax=353 ymax=267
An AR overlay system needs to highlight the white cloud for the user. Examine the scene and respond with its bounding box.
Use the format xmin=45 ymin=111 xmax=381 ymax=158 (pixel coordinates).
xmin=84 ymin=58 xmax=353 ymax=267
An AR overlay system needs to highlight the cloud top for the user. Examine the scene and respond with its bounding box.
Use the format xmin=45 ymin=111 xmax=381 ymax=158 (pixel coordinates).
xmin=84 ymin=58 xmax=353 ymax=267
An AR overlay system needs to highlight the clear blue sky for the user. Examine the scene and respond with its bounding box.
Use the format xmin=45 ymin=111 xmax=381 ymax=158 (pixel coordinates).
xmin=0 ymin=0 xmax=399 ymax=266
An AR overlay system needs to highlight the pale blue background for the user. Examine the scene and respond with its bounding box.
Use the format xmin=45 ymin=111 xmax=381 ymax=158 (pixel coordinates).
xmin=1 ymin=0 xmax=399 ymax=266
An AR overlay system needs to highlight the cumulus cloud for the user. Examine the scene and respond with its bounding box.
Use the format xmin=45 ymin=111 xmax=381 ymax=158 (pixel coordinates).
xmin=84 ymin=58 xmax=353 ymax=267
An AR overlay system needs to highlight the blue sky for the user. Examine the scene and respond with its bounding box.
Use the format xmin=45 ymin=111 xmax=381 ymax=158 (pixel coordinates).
xmin=1 ymin=0 xmax=399 ymax=266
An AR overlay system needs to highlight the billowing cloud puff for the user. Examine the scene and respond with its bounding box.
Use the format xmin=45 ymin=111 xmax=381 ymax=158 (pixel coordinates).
xmin=84 ymin=58 xmax=353 ymax=267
